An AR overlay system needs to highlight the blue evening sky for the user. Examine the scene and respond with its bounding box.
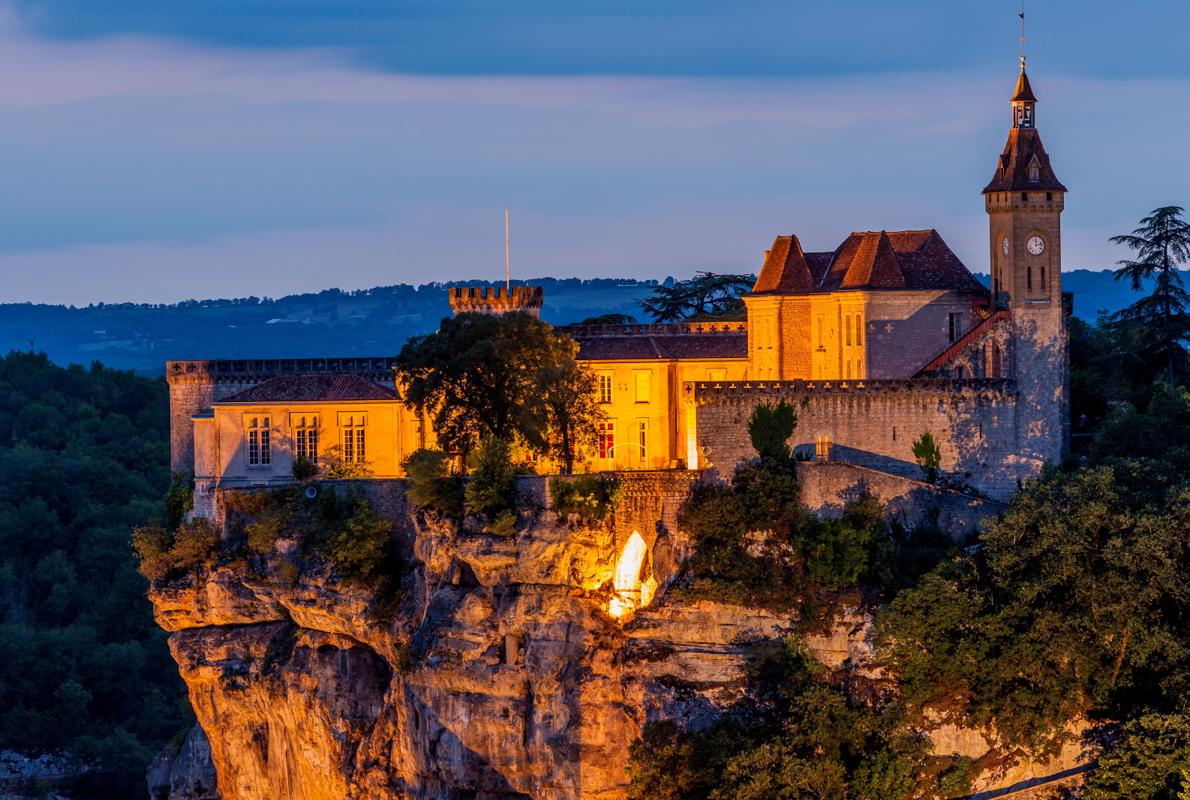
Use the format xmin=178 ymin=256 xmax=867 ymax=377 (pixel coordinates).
xmin=0 ymin=1 xmax=1187 ymax=304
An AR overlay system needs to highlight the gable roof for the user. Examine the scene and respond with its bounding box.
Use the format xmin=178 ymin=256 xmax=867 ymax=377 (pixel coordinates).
xmin=914 ymin=310 xmax=1011 ymax=376
xmin=749 ymin=228 xmax=985 ymax=295
xmin=215 ymin=374 xmax=398 ymax=404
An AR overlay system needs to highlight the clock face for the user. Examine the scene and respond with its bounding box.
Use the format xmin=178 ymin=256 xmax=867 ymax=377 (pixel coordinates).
xmin=1026 ymin=235 xmax=1045 ymax=256
xmin=1001 ymin=237 xmax=1010 ymax=257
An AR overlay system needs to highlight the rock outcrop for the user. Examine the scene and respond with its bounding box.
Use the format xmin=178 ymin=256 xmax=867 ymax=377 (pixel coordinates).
xmin=147 ymin=477 xmax=1084 ymax=799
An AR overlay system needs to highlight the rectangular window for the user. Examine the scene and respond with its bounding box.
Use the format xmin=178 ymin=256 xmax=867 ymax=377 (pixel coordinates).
xmin=339 ymin=413 xmax=367 ymax=464
xmin=845 ymin=315 xmax=852 ymax=346
xmin=636 ymin=418 xmax=648 ymax=461
xmin=294 ymin=414 xmax=320 ymax=462
xmin=246 ymin=416 xmax=271 ymax=466
xmin=854 ymin=314 xmax=863 ymax=347
xmin=1027 ymin=266 xmax=1033 ymax=292
xmin=598 ymin=372 xmax=613 ymax=404
xmin=633 ymin=370 xmax=651 ymax=404
xmin=948 ymin=312 xmax=963 ymax=343
xmin=598 ymin=420 xmax=615 ymax=460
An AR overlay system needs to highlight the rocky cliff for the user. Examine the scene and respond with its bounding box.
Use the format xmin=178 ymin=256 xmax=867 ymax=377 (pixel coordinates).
xmin=146 ymin=476 xmax=1082 ymax=800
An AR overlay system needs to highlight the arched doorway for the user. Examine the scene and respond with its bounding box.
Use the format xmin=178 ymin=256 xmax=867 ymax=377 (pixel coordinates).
xmin=608 ymin=531 xmax=656 ymax=619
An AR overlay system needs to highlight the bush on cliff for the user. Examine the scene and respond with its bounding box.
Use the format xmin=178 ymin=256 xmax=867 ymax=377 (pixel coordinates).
xmin=550 ymin=473 xmax=622 ymax=526
xmin=1082 ymin=712 xmax=1190 ymax=800
xmin=465 ymin=436 xmax=518 ymax=535
xmin=327 ymin=499 xmax=397 ymax=584
xmin=404 ymin=448 xmax=464 ymax=516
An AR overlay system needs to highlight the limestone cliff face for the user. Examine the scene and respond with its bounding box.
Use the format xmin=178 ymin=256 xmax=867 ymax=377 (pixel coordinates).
xmin=147 ymin=476 xmax=1081 ymax=800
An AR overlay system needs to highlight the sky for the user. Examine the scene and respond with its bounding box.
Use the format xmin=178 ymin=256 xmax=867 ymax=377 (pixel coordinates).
xmin=1 ymin=0 xmax=1189 ymax=305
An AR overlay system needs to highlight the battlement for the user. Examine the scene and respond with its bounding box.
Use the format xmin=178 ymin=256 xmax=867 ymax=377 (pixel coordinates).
xmin=687 ymin=377 xmax=1016 ymax=403
xmin=166 ymin=357 xmax=398 ymax=385
xmin=558 ymin=320 xmax=747 ymax=338
xmin=447 ymin=286 xmax=544 ymax=317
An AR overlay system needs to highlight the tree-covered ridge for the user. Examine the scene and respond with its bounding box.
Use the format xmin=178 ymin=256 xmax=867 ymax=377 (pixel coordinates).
xmin=0 ymin=352 xmax=188 ymax=798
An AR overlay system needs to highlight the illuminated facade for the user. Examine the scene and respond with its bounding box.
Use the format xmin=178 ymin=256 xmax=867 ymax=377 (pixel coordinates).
xmin=169 ymin=60 xmax=1066 ymax=493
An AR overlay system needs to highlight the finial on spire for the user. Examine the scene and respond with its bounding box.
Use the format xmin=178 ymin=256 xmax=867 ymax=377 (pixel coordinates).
xmin=1019 ymin=0 xmax=1027 ymax=67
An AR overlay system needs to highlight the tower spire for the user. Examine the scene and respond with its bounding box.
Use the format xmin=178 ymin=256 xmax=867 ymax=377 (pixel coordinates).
xmin=1019 ymin=1 xmax=1027 ymax=68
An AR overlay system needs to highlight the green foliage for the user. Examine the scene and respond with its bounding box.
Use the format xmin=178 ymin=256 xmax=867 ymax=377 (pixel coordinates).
xmin=403 ymin=448 xmax=465 ymax=516
xmin=168 ymin=518 xmax=220 ymax=573
xmin=676 ymin=458 xmax=898 ymax=608
xmin=747 ymin=401 xmax=798 ymax=462
xmin=291 ymin=455 xmax=318 ymax=482
xmin=245 ymin=505 xmax=287 ymax=555
xmin=0 ymin=351 xmax=188 ymax=797
xmin=131 ymin=523 xmax=172 ymax=582
xmin=163 ymin=473 xmax=193 ymax=529
xmin=1084 ymin=713 xmax=1190 ymax=800
xmin=1110 ymin=206 xmax=1190 ymax=383
xmin=550 ymin=474 xmax=622 ymax=526
xmin=326 ymin=500 xmax=396 ymax=583
xmin=396 ymin=312 xmax=601 ymax=464
xmin=878 ymin=465 xmax=1190 ymax=752
xmin=628 ymin=637 xmax=933 ymax=800
xmin=639 ymin=272 xmax=754 ymax=322
xmin=911 ymin=431 xmax=942 ymax=483
xmin=464 ymin=436 xmax=518 ymax=533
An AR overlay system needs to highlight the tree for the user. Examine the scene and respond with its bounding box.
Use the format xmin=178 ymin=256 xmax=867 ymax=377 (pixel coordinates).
xmin=639 ymin=272 xmax=755 ymax=322
xmin=396 ymin=312 xmax=599 ymax=462
xmin=1083 ymin=713 xmax=1190 ymax=800
xmin=1110 ymin=206 xmax=1190 ymax=383
xmin=911 ymin=432 xmax=941 ymax=483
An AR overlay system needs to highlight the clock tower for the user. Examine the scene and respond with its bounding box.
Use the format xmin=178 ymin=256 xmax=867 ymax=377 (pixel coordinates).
xmin=983 ymin=56 xmax=1069 ymax=460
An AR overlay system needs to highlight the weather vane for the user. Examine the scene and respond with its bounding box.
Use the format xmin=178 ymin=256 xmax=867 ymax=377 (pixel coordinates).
xmin=1019 ymin=1 xmax=1027 ymax=67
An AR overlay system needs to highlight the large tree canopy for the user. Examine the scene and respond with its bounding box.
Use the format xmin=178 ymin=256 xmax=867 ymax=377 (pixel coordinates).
xmin=1111 ymin=205 xmax=1190 ymax=382
xmin=639 ymin=272 xmax=755 ymax=322
xmin=395 ymin=312 xmax=602 ymax=470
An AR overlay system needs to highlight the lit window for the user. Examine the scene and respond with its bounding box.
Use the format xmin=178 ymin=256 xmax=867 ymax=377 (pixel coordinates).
xmin=855 ymin=314 xmax=863 ymax=347
xmin=340 ymin=413 xmax=367 ymax=464
xmin=636 ymin=419 xmax=648 ymax=461
xmin=294 ymin=414 xmax=320 ymax=463
xmin=633 ymin=370 xmax=651 ymax=404
xmin=815 ymin=435 xmax=831 ymax=462
xmin=598 ymin=372 xmax=613 ymax=404
xmin=845 ymin=316 xmax=852 ymax=346
xmin=247 ymin=416 xmax=271 ymax=467
xmin=598 ymin=420 xmax=615 ymax=460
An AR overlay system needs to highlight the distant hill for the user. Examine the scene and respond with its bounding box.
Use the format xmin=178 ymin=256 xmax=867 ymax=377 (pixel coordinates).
xmin=0 ymin=270 xmax=1163 ymax=373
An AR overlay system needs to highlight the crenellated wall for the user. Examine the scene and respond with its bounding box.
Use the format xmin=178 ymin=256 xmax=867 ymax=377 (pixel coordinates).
xmin=689 ymin=378 xmax=1044 ymax=501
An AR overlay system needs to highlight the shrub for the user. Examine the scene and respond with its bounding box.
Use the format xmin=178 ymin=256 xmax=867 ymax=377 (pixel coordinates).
xmin=404 ymin=448 xmax=465 ymax=516
xmin=164 ymin=473 xmax=194 ymax=530
xmin=326 ymin=500 xmax=394 ymax=583
xmin=168 ymin=518 xmax=220 ymax=573
xmin=911 ymin=431 xmax=942 ymax=483
xmin=465 ymin=436 xmax=517 ymax=525
xmin=550 ymin=474 xmax=622 ymax=525
xmin=747 ymin=401 xmax=798 ymax=462
xmin=732 ymin=457 xmax=800 ymax=531
xmin=245 ymin=507 xmax=287 ymax=555
xmin=1083 ymin=713 xmax=1190 ymax=800
xmin=131 ymin=523 xmax=171 ymax=582
xmin=292 ymin=456 xmax=318 ymax=482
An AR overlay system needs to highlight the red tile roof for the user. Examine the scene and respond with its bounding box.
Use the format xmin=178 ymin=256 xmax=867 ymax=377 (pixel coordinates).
xmin=575 ymin=333 xmax=747 ymax=361
xmin=750 ymin=228 xmax=985 ymax=295
xmin=216 ymin=374 xmax=398 ymax=404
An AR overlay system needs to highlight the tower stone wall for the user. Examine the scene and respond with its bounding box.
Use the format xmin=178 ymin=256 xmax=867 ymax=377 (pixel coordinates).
xmin=447 ymin=286 xmax=544 ymax=317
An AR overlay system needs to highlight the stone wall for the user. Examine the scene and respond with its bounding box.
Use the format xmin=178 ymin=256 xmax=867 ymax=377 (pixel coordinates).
xmin=691 ymin=379 xmax=1036 ymax=502
xmin=796 ymin=462 xmax=1003 ymax=539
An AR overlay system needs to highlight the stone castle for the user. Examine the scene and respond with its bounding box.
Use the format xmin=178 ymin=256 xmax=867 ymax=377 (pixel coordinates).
xmin=168 ymin=60 xmax=1068 ymax=504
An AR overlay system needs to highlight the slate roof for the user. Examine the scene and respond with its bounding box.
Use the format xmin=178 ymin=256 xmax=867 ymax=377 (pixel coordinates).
xmin=982 ymin=127 xmax=1067 ymax=193
xmin=751 ymin=229 xmax=985 ymax=295
xmin=216 ymin=374 xmax=398 ymax=404
xmin=1012 ymin=66 xmax=1037 ymax=103
xmin=575 ymin=333 xmax=747 ymax=361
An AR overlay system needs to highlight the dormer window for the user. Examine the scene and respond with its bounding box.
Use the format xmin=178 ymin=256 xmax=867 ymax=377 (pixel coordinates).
xmin=1028 ymin=155 xmax=1041 ymax=183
